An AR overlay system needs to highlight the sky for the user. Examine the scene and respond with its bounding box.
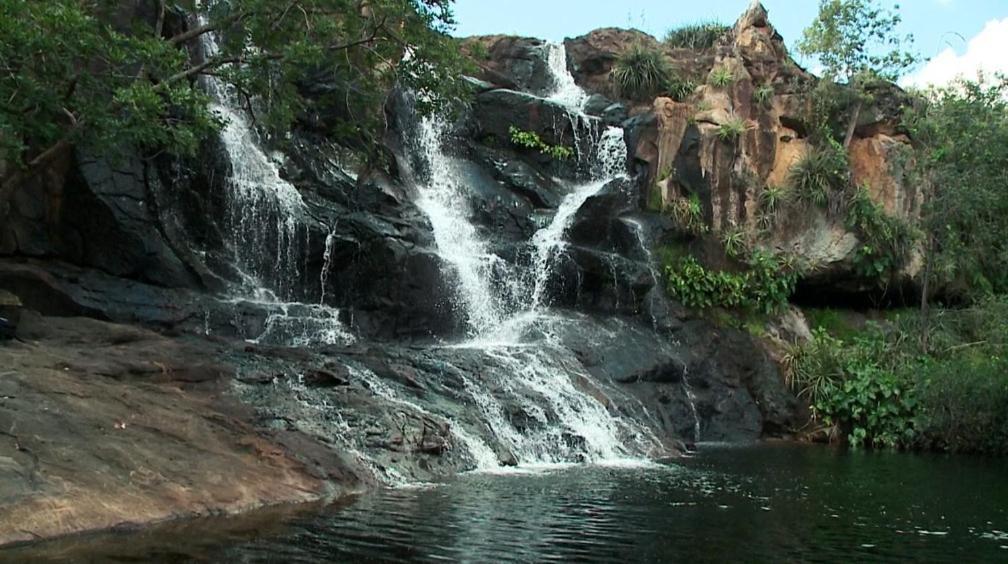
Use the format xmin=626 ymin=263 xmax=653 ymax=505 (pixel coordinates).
xmin=451 ymin=0 xmax=1008 ymax=87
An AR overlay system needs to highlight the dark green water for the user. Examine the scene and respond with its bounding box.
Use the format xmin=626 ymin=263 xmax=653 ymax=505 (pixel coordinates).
xmin=6 ymin=444 xmax=1007 ymax=562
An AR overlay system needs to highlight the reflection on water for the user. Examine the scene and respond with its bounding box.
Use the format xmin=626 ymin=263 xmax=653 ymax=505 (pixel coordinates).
xmin=5 ymin=444 xmax=1007 ymax=562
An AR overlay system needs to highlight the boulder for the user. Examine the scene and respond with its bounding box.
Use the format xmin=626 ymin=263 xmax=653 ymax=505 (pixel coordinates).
xmin=564 ymin=28 xmax=660 ymax=99
xmin=461 ymin=35 xmax=553 ymax=93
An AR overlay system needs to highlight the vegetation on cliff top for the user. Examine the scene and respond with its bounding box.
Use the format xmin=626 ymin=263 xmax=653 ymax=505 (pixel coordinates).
xmin=663 ymin=21 xmax=729 ymax=50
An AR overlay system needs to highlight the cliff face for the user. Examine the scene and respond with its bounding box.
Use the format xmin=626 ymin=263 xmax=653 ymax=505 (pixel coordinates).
xmin=536 ymin=3 xmax=919 ymax=295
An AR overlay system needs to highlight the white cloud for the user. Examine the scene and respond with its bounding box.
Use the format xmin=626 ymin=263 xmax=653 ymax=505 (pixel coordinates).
xmin=902 ymin=18 xmax=1008 ymax=88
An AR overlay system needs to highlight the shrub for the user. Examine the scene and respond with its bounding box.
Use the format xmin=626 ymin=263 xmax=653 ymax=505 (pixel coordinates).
xmin=791 ymin=296 xmax=1008 ymax=453
xmin=844 ymin=184 xmax=917 ymax=281
xmin=611 ymin=44 xmax=671 ymax=100
xmin=753 ymin=84 xmax=774 ymax=108
xmin=664 ymin=22 xmax=730 ymax=50
xmin=708 ymin=65 xmax=735 ymax=88
xmin=760 ymin=184 xmax=788 ymax=215
xmin=915 ymin=355 xmax=1008 ymax=455
xmin=791 ymin=327 xmax=916 ymax=448
xmin=668 ymin=193 xmax=707 ymax=235
xmin=787 ymin=143 xmax=848 ymax=208
xmin=508 ymin=126 xmax=573 ymax=160
xmin=664 ymin=249 xmax=799 ymax=314
xmin=664 ymin=75 xmax=697 ymax=101
xmin=716 ymin=114 xmax=750 ymax=141
xmin=721 ymin=228 xmax=748 ymax=258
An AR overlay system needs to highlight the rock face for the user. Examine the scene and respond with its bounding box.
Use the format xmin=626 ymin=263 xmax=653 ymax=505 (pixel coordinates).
xmin=462 ymin=36 xmax=553 ymax=93
xmin=607 ymin=3 xmax=922 ymax=293
xmin=0 ymin=315 xmax=366 ymax=547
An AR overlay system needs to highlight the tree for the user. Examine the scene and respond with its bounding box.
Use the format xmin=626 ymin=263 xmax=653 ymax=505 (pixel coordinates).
xmin=0 ymin=0 xmax=469 ymax=198
xmin=798 ymin=0 xmax=917 ymax=147
xmin=904 ymin=76 xmax=1008 ymax=349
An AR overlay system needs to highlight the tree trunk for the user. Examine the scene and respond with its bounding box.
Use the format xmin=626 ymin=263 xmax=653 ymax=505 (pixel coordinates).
xmin=919 ymin=234 xmax=934 ymax=353
xmin=843 ymin=99 xmax=863 ymax=149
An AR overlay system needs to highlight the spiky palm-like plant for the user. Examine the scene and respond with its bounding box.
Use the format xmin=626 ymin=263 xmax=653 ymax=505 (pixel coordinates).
xmin=664 ymin=22 xmax=730 ymax=50
xmin=717 ymin=114 xmax=750 ymax=141
xmin=788 ymin=146 xmax=847 ymax=208
xmin=709 ymin=65 xmax=735 ymax=88
xmin=611 ymin=44 xmax=671 ymax=100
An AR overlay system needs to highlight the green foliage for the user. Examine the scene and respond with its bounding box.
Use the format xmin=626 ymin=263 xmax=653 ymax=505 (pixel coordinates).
xmin=708 ymin=65 xmax=735 ymax=88
xmin=464 ymin=40 xmax=491 ymax=61
xmin=664 ymin=75 xmax=698 ymax=102
xmin=721 ymin=229 xmax=748 ymax=259
xmin=760 ymin=184 xmax=788 ymax=215
xmin=0 ymin=0 xmax=469 ymax=188
xmin=647 ymin=185 xmax=665 ymax=212
xmin=611 ymin=44 xmax=672 ymax=100
xmin=667 ymin=193 xmax=707 ymax=235
xmin=792 ymin=327 xmax=917 ymax=448
xmin=787 ymin=142 xmax=848 ymax=208
xmin=508 ymin=126 xmax=573 ymax=160
xmin=904 ymin=76 xmax=1008 ymax=298
xmin=665 ymin=256 xmax=747 ymax=309
xmin=791 ymin=297 xmax=1008 ymax=453
xmin=753 ymin=84 xmax=775 ymax=108
xmin=915 ymin=355 xmax=1008 ymax=455
xmin=845 ymin=184 xmax=916 ymax=281
xmin=663 ymin=249 xmax=799 ymax=314
xmin=797 ymin=0 xmax=918 ymax=83
xmin=716 ymin=114 xmax=750 ymax=141
xmin=803 ymin=307 xmax=861 ymax=341
xmin=663 ymin=21 xmax=730 ymax=50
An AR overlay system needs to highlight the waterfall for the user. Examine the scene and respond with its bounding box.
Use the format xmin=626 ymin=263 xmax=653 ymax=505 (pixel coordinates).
xmin=529 ymin=127 xmax=627 ymax=313
xmin=545 ymin=43 xmax=589 ymax=110
xmin=412 ymin=115 xmax=512 ymax=337
xmin=409 ymin=44 xmax=656 ymax=468
xmin=198 ymin=23 xmax=352 ymax=346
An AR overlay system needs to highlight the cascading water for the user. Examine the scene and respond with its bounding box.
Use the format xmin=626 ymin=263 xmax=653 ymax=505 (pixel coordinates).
xmin=411 ymin=116 xmax=512 ymax=337
xmin=545 ymin=43 xmax=589 ymax=110
xmin=409 ymin=43 xmax=659 ymax=468
xmin=198 ymin=23 xmax=351 ymax=346
xmin=528 ymin=126 xmax=627 ymax=314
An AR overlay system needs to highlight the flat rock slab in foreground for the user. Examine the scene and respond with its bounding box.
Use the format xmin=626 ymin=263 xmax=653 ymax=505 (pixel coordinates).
xmin=0 ymin=316 xmax=357 ymax=548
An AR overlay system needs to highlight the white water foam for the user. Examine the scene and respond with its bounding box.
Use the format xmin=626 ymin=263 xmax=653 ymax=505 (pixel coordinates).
xmin=545 ymin=43 xmax=589 ymax=110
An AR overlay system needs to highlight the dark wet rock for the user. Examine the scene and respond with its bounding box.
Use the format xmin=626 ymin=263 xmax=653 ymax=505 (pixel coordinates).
xmin=549 ymin=313 xmax=798 ymax=443
xmin=470 ymin=88 xmax=600 ymax=177
xmin=584 ymin=94 xmax=628 ymax=126
xmin=303 ymin=367 xmax=351 ymax=387
xmin=470 ymin=145 xmax=563 ymax=209
xmin=461 ymin=35 xmax=553 ymax=93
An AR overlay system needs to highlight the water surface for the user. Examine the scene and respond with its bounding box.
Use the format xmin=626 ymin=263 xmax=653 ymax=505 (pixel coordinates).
xmin=7 ymin=444 xmax=1006 ymax=562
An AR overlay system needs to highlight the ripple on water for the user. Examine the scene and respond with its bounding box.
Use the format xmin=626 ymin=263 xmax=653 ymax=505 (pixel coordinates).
xmin=6 ymin=444 xmax=1006 ymax=563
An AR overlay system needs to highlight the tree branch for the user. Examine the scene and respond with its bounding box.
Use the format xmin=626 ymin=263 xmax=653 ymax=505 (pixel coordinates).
xmin=164 ymin=21 xmax=387 ymax=85
xmin=1 ymin=132 xmax=77 ymax=204
xmin=167 ymin=10 xmax=250 ymax=46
